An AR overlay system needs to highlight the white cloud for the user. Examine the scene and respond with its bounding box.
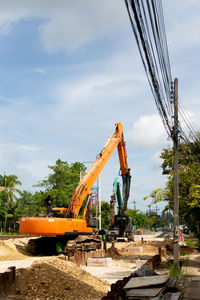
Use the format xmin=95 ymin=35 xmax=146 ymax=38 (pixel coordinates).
xmin=16 ymin=160 xmax=50 ymax=183
xmin=33 ymin=68 xmax=47 ymax=74
xmin=39 ymin=0 xmax=129 ymax=52
xmin=0 ymin=0 xmax=200 ymax=55
xmin=57 ymin=74 xmax=146 ymax=107
xmin=151 ymin=151 xmax=163 ymax=168
xmin=127 ymin=115 xmax=168 ymax=149
xmin=0 ymin=0 xmax=128 ymax=52
xmin=0 ymin=143 xmax=39 ymax=164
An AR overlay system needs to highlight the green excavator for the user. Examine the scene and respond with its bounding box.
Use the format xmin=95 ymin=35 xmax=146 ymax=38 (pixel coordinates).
xmin=108 ymin=176 xmax=133 ymax=241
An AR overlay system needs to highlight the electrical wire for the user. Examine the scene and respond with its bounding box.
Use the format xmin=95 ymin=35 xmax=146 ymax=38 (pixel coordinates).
xmin=124 ymin=0 xmax=199 ymax=147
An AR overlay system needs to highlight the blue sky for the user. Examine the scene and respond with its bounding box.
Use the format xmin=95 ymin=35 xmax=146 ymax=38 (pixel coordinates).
xmin=0 ymin=0 xmax=199 ymax=213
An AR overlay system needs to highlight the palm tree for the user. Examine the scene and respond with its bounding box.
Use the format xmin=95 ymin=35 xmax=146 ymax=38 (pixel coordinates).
xmin=0 ymin=173 xmax=22 ymax=232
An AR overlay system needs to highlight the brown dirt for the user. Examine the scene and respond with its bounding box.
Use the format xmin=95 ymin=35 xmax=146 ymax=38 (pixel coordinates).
xmin=0 ymin=238 xmax=33 ymax=260
xmin=15 ymin=257 xmax=110 ymax=300
xmin=106 ymin=246 xmax=120 ymax=259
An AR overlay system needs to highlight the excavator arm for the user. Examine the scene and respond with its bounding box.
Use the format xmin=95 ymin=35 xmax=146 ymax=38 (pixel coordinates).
xmin=117 ymin=131 xmax=131 ymax=212
xmin=67 ymin=122 xmax=131 ymax=218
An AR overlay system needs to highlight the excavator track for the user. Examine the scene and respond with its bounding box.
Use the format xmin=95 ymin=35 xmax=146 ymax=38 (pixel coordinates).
xmin=26 ymin=235 xmax=101 ymax=256
xmin=64 ymin=235 xmax=101 ymax=255
xmin=27 ymin=237 xmax=58 ymax=255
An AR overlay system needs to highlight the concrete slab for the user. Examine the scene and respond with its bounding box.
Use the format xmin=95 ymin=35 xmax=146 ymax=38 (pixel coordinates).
xmin=124 ymin=275 xmax=170 ymax=290
xmin=184 ymin=288 xmax=200 ymax=300
xmin=182 ymin=254 xmax=200 ymax=300
xmin=186 ymin=255 xmax=200 ymax=277
xmin=191 ymin=276 xmax=200 ymax=282
xmin=82 ymin=259 xmax=136 ymax=284
xmin=87 ymin=257 xmax=112 ymax=267
xmin=135 ymin=259 xmax=147 ymax=268
xmin=125 ymin=286 xmax=164 ymax=298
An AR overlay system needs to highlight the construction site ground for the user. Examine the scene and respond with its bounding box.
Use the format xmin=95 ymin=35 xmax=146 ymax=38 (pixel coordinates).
xmin=0 ymin=233 xmax=182 ymax=299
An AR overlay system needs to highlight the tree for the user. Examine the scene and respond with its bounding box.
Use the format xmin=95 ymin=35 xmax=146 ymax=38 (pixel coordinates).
xmin=35 ymin=159 xmax=87 ymax=207
xmin=0 ymin=173 xmax=22 ymax=231
xmin=126 ymin=209 xmax=148 ymax=229
xmin=15 ymin=191 xmax=41 ymax=218
xmin=144 ymin=140 xmax=200 ymax=233
xmin=101 ymin=201 xmax=111 ymax=229
xmin=0 ymin=174 xmax=22 ymax=203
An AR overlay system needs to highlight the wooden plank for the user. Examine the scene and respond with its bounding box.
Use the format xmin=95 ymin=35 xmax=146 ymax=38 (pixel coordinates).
xmin=124 ymin=275 xmax=170 ymax=290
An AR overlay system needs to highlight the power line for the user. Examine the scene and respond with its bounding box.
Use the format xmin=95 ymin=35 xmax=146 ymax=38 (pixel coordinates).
xmin=124 ymin=0 xmax=199 ymax=146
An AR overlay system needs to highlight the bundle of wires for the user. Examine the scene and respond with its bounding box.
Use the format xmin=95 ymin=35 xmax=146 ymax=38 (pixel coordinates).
xmin=124 ymin=0 xmax=199 ymax=145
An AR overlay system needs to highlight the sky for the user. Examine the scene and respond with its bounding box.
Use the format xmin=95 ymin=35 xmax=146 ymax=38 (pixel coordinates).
xmin=0 ymin=0 xmax=200 ymax=213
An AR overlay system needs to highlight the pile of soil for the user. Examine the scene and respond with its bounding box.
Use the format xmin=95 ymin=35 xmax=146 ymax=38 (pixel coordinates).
xmin=106 ymin=246 xmax=120 ymax=259
xmin=145 ymin=240 xmax=173 ymax=248
xmin=15 ymin=257 xmax=110 ymax=299
xmin=0 ymin=238 xmax=31 ymax=260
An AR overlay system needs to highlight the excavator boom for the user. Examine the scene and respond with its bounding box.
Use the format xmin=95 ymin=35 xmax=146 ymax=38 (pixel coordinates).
xmin=67 ymin=122 xmax=130 ymax=218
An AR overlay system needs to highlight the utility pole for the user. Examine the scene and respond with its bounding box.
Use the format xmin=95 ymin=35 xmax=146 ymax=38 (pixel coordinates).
xmin=98 ymin=175 xmax=101 ymax=230
xmin=133 ymin=199 xmax=136 ymax=210
xmin=173 ymin=78 xmax=179 ymax=266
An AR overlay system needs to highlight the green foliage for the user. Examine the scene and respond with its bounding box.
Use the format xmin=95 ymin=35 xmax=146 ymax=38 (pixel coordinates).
xmin=15 ymin=191 xmax=42 ymax=218
xmin=126 ymin=209 xmax=167 ymax=231
xmin=186 ymin=239 xmax=195 ymax=247
xmin=0 ymin=173 xmax=22 ymax=203
xmin=0 ymin=160 xmax=87 ymax=231
xmin=101 ymin=201 xmax=111 ymax=229
xmin=0 ymin=173 xmax=22 ymax=231
xmin=126 ymin=209 xmax=148 ymax=228
xmin=167 ymin=261 xmax=181 ymax=279
xmin=147 ymin=210 xmax=168 ymax=230
xmin=144 ymin=141 xmax=200 ymax=233
xmin=35 ymin=159 xmax=86 ymax=207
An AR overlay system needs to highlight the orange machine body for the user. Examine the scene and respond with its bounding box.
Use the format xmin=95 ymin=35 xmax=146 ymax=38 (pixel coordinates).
xmin=19 ymin=122 xmax=130 ymax=236
xmin=20 ymin=217 xmax=92 ymax=235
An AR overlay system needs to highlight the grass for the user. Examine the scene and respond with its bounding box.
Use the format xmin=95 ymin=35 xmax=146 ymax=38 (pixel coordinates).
xmin=194 ymin=239 xmax=200 ymax=248
xmin=167 ymin=261 xmax=181 ymax=279
xmin=0 ymin=231 xmax=19 ymax=235
xmin=186 ymin=239 xmax=195 ymax=247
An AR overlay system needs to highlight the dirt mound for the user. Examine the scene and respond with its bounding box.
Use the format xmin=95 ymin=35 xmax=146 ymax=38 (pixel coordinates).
xmin=145 ymin=240 xmax=173 ymax=248
xmin=106 ymin=246 xmax=120 ymax=259
xmin=0 ymin=238 xmax=32 ymax=260
xmin=15 ymin=257 xmax=109 ymax=299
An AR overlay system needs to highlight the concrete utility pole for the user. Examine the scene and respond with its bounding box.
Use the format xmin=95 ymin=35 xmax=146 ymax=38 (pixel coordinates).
xmin=98 ymin=175 xmax=102 ymax=230
xmin=173 ymin=78 xmax=179 ymax=266
xmin=133 ymin=199 xmax=136 ymax=210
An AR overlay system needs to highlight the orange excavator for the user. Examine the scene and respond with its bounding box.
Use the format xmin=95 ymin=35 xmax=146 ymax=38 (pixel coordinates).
xmin=19 ymin=122 xmax=131 ymax=254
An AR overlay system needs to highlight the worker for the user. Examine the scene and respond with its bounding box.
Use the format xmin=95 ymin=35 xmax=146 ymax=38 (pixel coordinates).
xmin=44 ymin=195 xmax=53 ymax=215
